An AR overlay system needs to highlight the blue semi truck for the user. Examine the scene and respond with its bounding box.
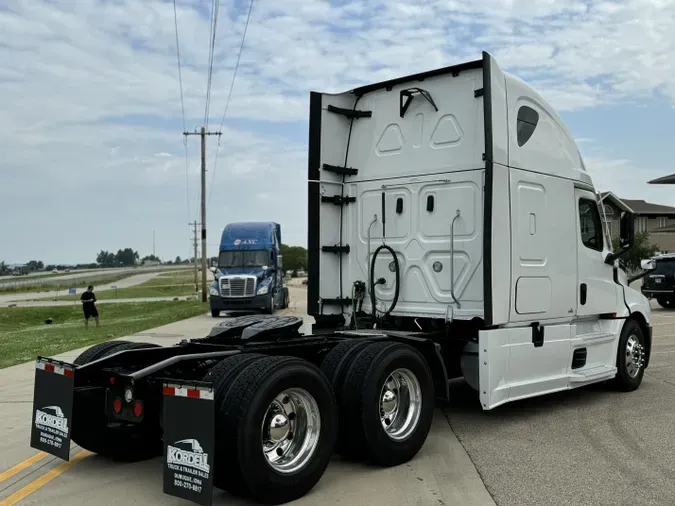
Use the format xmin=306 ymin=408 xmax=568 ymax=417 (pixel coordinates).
xmin=208 ymin=221 xmax=289 ymax=317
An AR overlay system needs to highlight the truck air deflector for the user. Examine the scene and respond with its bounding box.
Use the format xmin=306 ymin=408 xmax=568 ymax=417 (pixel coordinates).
xmin=399 ymin=87 xmax=438 ymax=118
xmin=327 ymin=104 xmax=372 ymax=119
xmin=481 ymin=51 xmax=494 ymax=327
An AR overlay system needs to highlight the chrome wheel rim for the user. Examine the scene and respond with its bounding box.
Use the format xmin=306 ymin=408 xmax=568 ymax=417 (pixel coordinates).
xmin=625 ymin=334 xmax=645 ymax=378
xmin=379 ymin=368 xmax=422 ymax=441
xmin=261 ymin=388 xmax=321 ymax=474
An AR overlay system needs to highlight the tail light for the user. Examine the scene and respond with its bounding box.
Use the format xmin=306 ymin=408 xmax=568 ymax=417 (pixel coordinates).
xmin=133 ymin=400 xmax=143 ymax=418
xmin=113 ymin=398 xmax=122 ymax=413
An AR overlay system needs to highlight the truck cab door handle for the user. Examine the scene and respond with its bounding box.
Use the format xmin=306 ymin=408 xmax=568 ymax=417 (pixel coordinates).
xmin=580 ymin=283 xmax=587 ymax=305
xmin=531 ymin=322 xmax=544 ymax=348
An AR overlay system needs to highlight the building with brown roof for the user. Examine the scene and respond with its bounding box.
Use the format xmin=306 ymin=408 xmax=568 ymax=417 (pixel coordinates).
xmin=599 ymin=191 xmax=675 ymax=253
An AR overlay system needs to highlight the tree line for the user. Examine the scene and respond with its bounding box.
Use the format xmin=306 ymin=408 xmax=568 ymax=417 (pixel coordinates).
xmin=1 ymin=244 xmax=308 ymax=274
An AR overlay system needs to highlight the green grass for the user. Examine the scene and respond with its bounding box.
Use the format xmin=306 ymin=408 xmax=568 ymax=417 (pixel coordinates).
xmin=0 ymin=300 xmax=208 ymax=369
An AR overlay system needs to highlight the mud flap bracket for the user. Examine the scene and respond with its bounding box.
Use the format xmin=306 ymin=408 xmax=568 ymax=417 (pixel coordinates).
xmin=162 ymin=380 xmax=215 ymax=506
xmin=30 ymin=357 xmax=75 ymax=461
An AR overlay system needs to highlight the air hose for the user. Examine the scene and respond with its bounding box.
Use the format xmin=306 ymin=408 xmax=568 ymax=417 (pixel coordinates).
xmin=369 ymin=244 xmax=400 ymax=322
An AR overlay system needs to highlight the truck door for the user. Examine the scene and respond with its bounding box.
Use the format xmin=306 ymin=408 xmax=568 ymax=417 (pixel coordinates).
xmin=575 ymin=189 xmax=618 ymax=316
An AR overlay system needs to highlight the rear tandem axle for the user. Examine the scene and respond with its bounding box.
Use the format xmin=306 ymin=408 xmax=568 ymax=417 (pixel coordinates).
xmin=30 ymin=314 xmax=448 ymax=506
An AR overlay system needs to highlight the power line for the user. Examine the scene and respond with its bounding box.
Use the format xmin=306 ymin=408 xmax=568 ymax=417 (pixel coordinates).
xmin=207 ymin=0 xmax=255 ymax=212
xmin=173 ymin=0 xmax=191 ymax=222
xmin=204 ymin=0 xmax=221 ymax=129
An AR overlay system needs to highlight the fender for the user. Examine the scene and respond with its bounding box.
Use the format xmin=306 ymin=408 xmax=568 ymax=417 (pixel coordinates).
xmin=616 ymin=270 xmax=653 ymax=369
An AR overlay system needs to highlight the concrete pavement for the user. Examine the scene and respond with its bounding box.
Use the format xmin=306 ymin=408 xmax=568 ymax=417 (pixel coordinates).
xmin=0 ymin=286 xmax=497 ymax=506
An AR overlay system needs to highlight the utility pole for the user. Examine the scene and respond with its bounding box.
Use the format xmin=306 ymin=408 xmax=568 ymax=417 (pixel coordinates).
xmin=189 ymin=221 xmax=200 ymax=293
xmin=153 ymin=230 xmax=156 ymax=258
xmin=184 ymin=126 xmax=222 ymax=302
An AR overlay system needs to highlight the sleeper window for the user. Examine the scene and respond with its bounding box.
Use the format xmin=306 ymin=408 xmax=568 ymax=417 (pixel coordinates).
xmin=579 ymin=199 xmax=604 ymax=252
xmin=517 ymin=106 xmax=539 ymax=147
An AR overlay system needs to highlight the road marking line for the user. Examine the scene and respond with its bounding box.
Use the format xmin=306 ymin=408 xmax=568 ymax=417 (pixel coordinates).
xmin=0 ymin=453 xmax=48 ymax=485
xmin=0 ymin=450 xmax=90 ymax=506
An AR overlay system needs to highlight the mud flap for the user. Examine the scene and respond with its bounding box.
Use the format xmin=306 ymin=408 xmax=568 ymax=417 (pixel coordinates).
xmin=162 ymin=381 xmax=215 ymax=506
xmin=29 ymin=357 xmax=75 ymax=461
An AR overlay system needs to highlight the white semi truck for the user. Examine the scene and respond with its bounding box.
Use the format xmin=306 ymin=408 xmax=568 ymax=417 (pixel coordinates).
xmin=30 ymin=52 xmax=652 ymax=506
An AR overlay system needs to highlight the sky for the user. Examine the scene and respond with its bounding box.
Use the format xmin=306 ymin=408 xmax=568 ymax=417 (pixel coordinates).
xmin=1 ymin=0 xmax=674 ymax=265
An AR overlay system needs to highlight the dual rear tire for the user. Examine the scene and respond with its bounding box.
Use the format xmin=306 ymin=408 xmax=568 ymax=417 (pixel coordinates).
xmin=203 ymin=354 xmax=337 ymax=505
xmin=319 ymin=340 xmax=435 ymax=467
xmin=203 ymin=340 xmax=434 ymax=504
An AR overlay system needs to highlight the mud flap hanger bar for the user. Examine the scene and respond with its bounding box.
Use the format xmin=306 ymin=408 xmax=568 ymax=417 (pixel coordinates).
xmin=400 ymin=87 xmax=438 ymax=118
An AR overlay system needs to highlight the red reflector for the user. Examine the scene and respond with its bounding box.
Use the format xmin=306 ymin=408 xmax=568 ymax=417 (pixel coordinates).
xmin=163 ymin=386 xmax=175 ymax=396
xmin=109 ymin=377 xmax=115 ymax=385
xmin=113 ymin=398 xmax=122 ymax=413
xmin=133 ymin=401 xmax=143 ymax=417
xmin=45 ymin=363 xmax=55 ymax=373
xmin=187 ymin=389 xmax=200 ymax=399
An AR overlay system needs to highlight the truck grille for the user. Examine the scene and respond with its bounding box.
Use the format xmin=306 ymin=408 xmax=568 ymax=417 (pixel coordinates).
xmin=220 ymin=276 xmax=256 ymax=297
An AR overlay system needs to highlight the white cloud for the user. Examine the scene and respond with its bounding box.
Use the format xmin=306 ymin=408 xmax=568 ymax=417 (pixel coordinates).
xmin=0 ymin=0 xmax=674 ymax=263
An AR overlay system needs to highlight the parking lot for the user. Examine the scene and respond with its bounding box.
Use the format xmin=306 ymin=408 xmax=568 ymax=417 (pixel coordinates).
xmin=447 ymin=300 xmax=675 ymax=506
xmin=0 ymin=294 xmax=673 ymax=506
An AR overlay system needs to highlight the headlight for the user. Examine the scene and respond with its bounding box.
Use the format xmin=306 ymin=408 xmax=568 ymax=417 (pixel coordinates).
xmin=209 ymin=286 xmax=219 ymax=296
xmin=257 ymin=285 xmax=269 ymax=295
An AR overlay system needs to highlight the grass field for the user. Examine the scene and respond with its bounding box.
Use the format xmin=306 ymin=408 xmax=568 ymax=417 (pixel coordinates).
xmin=45 ymin=270 xmax=204 ymax=301
xmin=0 ymin=300 xmax=207 ymax=369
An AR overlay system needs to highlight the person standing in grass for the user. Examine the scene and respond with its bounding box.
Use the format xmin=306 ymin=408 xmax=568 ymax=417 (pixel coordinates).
xmin=80 ymin=285 xmax=100 ymax=329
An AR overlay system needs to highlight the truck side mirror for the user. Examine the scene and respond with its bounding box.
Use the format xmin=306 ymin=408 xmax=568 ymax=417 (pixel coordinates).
xmin=619 ymin=211 xmax=635 ymax=250
xmin=641 ymin=259 xmax=656 ymax=271
xmin=605 ymin=211 xmax=635 ymax=265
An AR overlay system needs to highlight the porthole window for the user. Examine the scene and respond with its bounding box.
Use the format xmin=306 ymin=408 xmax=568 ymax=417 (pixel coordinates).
xmin=517 ymin=106 xmax=539 ymax=147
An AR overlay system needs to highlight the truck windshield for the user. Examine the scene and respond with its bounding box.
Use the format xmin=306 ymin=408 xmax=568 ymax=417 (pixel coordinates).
xmin=218 ymin=250 xmax=268 ymax=268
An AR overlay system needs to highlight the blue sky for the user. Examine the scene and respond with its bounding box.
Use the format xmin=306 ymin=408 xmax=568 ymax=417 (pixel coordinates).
xmin=0 ymin=0 xmax=674 ymax=264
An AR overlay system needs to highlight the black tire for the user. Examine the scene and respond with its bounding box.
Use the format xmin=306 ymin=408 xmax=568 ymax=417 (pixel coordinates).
xmin=264 ymin=295 xmax=274 ymax=314
xmin=211 ymin=309 xmax=220 ymax=317
xmin=201 ymin=353 xmax=268 ymax=496
xmin=339 ymin=341 xmax=435 ymax=466
xmin=657 ymin=297 xmax=674 ymax=309
xmin=611 ymin=318 xmax=647 ymax=392
xmin=73 ymin=340 xmax=135 ymax=365
xmin=320 ymin=339 xmax=378 ymax=451
xmin=71 ymin=341 xmax=163 ymax=461
xmin=215 ymin=355 xmax=337 ymax=505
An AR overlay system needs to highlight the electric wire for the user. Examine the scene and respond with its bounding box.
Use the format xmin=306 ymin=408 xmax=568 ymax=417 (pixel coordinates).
xmin=206 ymin=0 xmax=255 ymax=212
xmin=204 ymin=0 xmax=220 ymax=129
xmin=173 ymin=0 xmax=191 ymax=222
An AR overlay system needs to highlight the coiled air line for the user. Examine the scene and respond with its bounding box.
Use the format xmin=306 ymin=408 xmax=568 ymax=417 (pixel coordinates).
xmin=369 ymin=244 xmax=400 ymax=321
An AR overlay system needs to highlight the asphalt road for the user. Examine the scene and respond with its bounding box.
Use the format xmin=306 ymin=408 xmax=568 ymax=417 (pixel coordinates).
xmin=446 ymin=299 xmax=675 ymax=506
xmin=0 ymin=271 xmax=166 ymax=305
xmin=0 ymin=266 xmax=188 ymax=289
xmin=0 ymin=268 xmax=134 ymax=286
